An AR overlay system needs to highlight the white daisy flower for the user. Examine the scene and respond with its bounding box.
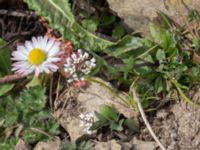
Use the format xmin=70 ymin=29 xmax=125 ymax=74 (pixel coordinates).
xmin=11 ymin=36 xmax=61 ymax=76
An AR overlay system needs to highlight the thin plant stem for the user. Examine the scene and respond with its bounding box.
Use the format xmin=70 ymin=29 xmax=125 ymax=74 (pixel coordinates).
xmin=131 ymin=89 xmax=166 ymax=150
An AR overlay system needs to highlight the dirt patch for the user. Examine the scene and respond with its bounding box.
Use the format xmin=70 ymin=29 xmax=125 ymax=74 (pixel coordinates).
xmin=140 ymin=99 xmax=200 ymax=150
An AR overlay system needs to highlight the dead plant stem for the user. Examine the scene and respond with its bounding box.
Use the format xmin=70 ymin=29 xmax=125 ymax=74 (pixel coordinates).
xmin=132 ymin=90 xmax=166 ymax=150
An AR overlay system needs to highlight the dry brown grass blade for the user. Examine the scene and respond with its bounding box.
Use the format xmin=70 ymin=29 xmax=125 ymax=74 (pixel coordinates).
xmin=132 ymin=89 xmax=166 ymax=150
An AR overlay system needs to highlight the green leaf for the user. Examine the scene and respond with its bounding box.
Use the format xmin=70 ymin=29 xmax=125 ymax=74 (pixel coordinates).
xmin=0 ymin=84 xmax=14 ymax=96
xmin=149 ymin=23 xmax=162 ymax=44
xmin=99 ymin=105 xmax=119 ymax=121
xmin=24 ymin=0 xmax=143 ymax=58
xmin=112 ymin=24 xmax=125 ymax=39
xmin=81 ymin=16 xmax=98 ymax=33
xmin=0 ymin=39 xmax=14 ymax=96
xmin=23 ymin=128 xmax=46 ymax=143
xmin=154 ymin=76 xmax=164 ymax=93
xmin=0 ymin=137 xmax=18 ymax=150
xmin=110 ymin=119 xmax=124 ymax=131
xmin=94 ymin=111 xmax=107 ymax=122
xmin=149 ymin=23 xmax=173 ymax=50
xmin=188 ymin=9 xmax=200 ymax=21
xmin=156 ymin=49 xmax=166 ymax=62
xmin=106 ymin=36 xmax=143 ymax=58
xmin=124 ymin=118 xmax=139 ymax=132
xmin=90 ymin=120 xmax=107 ymax=130
xmin=0 ymin=39 xmax=11 ymax=75
xmin=24 ymin=0 xmax=112 ymax=51
xmin=26 ymin=76 xmax=41 ymax=88
xmin=0 ymin=86 xmax=59 ymax=144
xmin=100 ymin=14 xmax=116 ymax=26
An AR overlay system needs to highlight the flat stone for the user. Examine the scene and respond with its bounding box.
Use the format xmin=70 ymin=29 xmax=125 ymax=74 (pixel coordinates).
xmin=107 ymin=0 xmax=200 ymax=34
xmin=33 ymin=139 xmax=61 ymax=150
xmin=54 ymin=77 xmax=136 ymax=140
xmin=94 ymin=140 xmax=122 ymax=150
xmin=14 ymin=139 xmax=31 ymax=150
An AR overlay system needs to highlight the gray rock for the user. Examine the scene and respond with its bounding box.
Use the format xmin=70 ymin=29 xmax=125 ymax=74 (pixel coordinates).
xmin=53 ymin=77 xmax=136 ymax=140
xmin=94 ymin=140 xmax=122 ymax=150
xmin=131 ymin=137 xmax=157 ymax=150
xmin=33 ymin=139 xmax=61 ymax=150
xmin=107 ymin=0 xmax=200 ymax=33
xmin=14 ymin=139 xmax=31 ymax=150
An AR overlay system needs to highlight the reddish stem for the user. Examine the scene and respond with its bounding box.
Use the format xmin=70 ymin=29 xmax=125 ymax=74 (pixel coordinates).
xmin=0 ymin=74 xmax=26 ymax=84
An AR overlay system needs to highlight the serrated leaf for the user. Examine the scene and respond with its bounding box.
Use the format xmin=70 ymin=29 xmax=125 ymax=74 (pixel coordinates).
xmin=25 ymin=0 xmax=112 ymax=51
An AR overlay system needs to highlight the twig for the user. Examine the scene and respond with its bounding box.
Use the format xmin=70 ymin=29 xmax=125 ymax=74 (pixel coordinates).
xmin=0 ymin=9 xmax=35 ymax=18
xmin=135 ymin=45 xmax=158 ymax=60
xmin=0 ymin=74 xmax=26 ymax=85
xmin=131 ymin=89 xmax=166 ymax=150
xmin=30 ymin=127 xmax=52 ymax=139
xmin=49 ymin=75 xmax=54 ymax=110
xmin=55 ymin=75 xmax=61 ymax=101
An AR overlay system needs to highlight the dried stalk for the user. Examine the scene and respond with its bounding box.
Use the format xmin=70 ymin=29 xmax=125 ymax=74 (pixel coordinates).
xmin=0 ymin=74 xmax=26 ymax=85
xmin=132 ymin=89 xmax=166 ymax=150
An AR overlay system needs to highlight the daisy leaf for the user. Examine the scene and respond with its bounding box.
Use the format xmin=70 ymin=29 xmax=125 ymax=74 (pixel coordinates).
xmin=0 ymin=39 xmax=11 ymax=75
xmin=0 ymin=39 xmax=14 ymax=96
xmin=24 ymin=0 xmax=143 ymax=58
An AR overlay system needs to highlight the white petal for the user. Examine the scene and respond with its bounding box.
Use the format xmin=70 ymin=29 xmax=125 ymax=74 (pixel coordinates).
xmin=45 ymin=38 xmax=55 ymax=52
xmin=32 ymin=37 xmax=39 ymax=48
xmin=17 ymin=46 xmax=29 ymax=55
xmin=47 ymin=41 xmax=60 ymax=56
xmin=25 ymin=41 xmax=33 ymax=51
xmin=43 ymin=67 xmax=50 ymax=74
xmin=12 ymin=51 xmax=27 ymax=60
xmin=40 ymin=36 xmax=48 ymax=49
xmin=45 ymin=57 xmax=61 ymax=63
xmin=47 ymin=63 xmax=58 ymax=72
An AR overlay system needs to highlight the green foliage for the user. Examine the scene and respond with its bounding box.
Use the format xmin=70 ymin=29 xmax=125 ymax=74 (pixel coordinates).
xmin=24 ymin=0 xmax=200 ymax=109
xmin=188 ymin=9 xmax=200 ymax=21
xmin=90 ymin=104 xmax=139 ymax=132
xmin=112 ymin=23 xmax=125 ymax=39
xmin=61 ymin=139 xmax=94 ymax=150
xmin=0 ymin=138 xmax=19 ymax=150
xmin=134 ymin=15 xmax=200 ymax=107
xmin=100 ymin=13 xmax=116 ymax=26
xmin=24 ymin=0 xmax=143 ymax=56
xmin=0 ymin=39 xmax=14 ymax=96
xmin=24 ymin=0 xmax=145 ymax=90
xmin=0 ymin=86 xmax=60 ymax=145
xmin=0 ymin=83 xmax=14 ymax=97
xmin=81 ymin=16 xmax=99 ymax=33
xmin=0 ymin=39 xmax=11 ymax=75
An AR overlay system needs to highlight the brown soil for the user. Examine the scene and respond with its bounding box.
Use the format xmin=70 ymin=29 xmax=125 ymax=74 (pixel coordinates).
xmin=140 ymin=99 xmax=200 ymax=150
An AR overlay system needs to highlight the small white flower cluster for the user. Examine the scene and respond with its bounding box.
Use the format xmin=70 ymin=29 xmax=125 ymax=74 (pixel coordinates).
xmin=64 ymin=49 xmax=96 ymax=83
xmin=79 ymin=112 xmax=94 ymax=134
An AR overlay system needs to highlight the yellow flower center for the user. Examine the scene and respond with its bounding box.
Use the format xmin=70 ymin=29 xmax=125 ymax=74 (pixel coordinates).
xmin=28 ymin=48 xmax=46 ymax=65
